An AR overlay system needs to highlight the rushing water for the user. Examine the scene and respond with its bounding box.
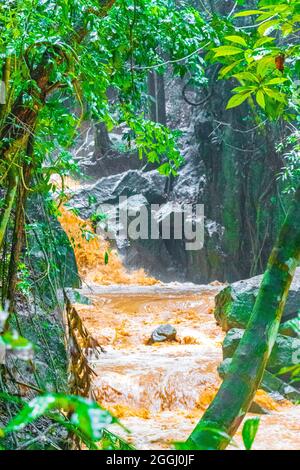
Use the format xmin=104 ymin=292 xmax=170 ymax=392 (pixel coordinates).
xmin=60 ymin=203 xmax=300 ymax=450
xmin=74 ymin=285 xmax=300 ymax=450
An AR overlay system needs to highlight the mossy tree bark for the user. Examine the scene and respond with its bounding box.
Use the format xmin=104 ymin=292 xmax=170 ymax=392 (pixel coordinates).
xmin=0 ymin=168 xmax=19 ymax=249
xmin=187 ymin=185 xmax=300 ymax=450
xmin=6 ymin=140 xmax=34 ymax=309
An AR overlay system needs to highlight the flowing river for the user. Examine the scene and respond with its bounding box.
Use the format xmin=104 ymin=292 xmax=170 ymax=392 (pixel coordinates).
xmin=59 ymin=205 xmax=300 ymax=450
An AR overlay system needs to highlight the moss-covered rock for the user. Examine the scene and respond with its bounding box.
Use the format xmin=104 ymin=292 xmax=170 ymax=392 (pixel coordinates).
xmin=222 ymin=328 xmax=300 ymax=375
xmin=279 ymin=317 xmax=300 ymax=338
xmin=218 ymin=358 xmax=300 ymax=403
xmin=215 ymin=269 xmax=300 ymax=331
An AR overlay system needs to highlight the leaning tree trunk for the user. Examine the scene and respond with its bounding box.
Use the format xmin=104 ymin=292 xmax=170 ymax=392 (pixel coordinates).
xmin=187 ymin=185 xmax=300 ymax=450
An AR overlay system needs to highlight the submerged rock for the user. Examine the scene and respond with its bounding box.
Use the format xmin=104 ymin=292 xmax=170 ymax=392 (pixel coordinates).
xmin=148 ymin=324 xmax=177 ymax=344
xmin=215 ymin=268 xmax=300 ymax=332
xmin=222 ymin=328 xmax=300 ymax=375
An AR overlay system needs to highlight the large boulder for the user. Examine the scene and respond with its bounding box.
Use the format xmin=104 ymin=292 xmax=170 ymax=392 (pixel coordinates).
xmin=222 ymin=328 xmax=300 ymax=375
xmin=148 ymin=324 xmax=177 ymax=344
xmin=69 ymin=166 xmax=226 ymax=283
xmin=215 ymin=269 xmax=300 ymax=331
xmin=70 ymin=169 xmax=168 ymax=218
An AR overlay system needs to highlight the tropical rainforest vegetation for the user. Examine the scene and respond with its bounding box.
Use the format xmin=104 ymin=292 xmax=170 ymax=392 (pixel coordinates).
xmin=0 ymin=0 xmax=299 ymax=452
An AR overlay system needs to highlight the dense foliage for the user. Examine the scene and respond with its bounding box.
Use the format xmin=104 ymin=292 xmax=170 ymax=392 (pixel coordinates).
xmin=0 ymin=0 xmax=299 ymax=451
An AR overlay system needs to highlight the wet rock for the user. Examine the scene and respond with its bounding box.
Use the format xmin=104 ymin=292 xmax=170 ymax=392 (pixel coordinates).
xmin=222 ymin=328 xmax=300 ymax=375
xmin=222 ymin=328 xmax=244 ymax=358
xmin=70 ymin=169 xmax=168 ymax=218
xmin=148 ymin=324 xmax=177 ymax=344
xmin=218 ymin=358 xmax=300 ymax=404
xmin=65 ymin=289 xmax=91 ymax=305
xmin=215 ymin=268 xmax=300 ymax=332
xmin=262 ymin=370 xmax=300 ymax=403
xmin=279 ymin=318 xmax=300 ymax=338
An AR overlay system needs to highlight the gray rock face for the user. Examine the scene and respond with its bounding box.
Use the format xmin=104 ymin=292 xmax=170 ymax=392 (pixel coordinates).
xmin=215 ymin=268 xmax=300 ymax=331
xmin=149 ymin=324 xmax=177 ymax=344
xmin=71 ymin=70 xmax=290 ymax=284
xmin=69 ymin=165 xmax=225 ymax=282
xmin=71 ymin=170 xmax=168 ymax=217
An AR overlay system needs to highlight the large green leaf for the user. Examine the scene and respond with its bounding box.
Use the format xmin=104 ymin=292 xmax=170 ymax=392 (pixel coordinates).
xmin=234 ymin=10 xmax=263 ymax=17
xmin=225 ymin=35 xmax=247 ymax=47
xmin=234 ymin=72 xmax=260 ymax=83
xmin=258 ymin=19 xmax=279 ymax=36
xmin=256 ymin=89 xmax=266 ymax=109
xmin=226 ymin=92 xmax=252 ymax=110
xmin=219 ymin=60 xmax=242 ymax=78
xmin=4 ymin=393 xmax=121 ymax=442
xmin=254 ymin=36 xmax=275 ymax=48
xmin=265 ymin=77 xmax=288 ymax=85
xmin=263 ymin=87 xmax=287 ymax=103
xmin=213 ymin=46 xmax=244 ymax=58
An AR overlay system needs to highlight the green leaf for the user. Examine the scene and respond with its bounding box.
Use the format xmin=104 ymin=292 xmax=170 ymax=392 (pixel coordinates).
xmin=257 ymin=56 xmax=275 ymax=78
xmin=258 ymin=19 xmax=279 ymax=36
xmin=104 ymin=251 xmax=109 ymax=265
xmin=256 ymin=89 xmax=266 ymax=109
xmin=281 ymin=23 xmax=293 ymax=37
xmin=226 ymin=92 xmax=252 ymax=110
xmin=0 ymin=331 xmax=34 ymax=361
xmin=253 ymin=37 xmax=275 ymax=48
xmin=4 ymin=394 xmax=120 ymax=441
xmin=263 ymin=87 xmax=287 ymax=103
xmin=232 ymin=86 xmax=256 ymax=93
xmin=242 ymin=418 xmax=260 ymax=450
xmin=219 ymin=60 xmax=242 ymax=78
xmin=225 ymin=35 xmax=247 ymax=47
xmin=265 ymin=77 xmax=288 ymax=85
xmin=233 ymin=72 xmax=260 ymax=83
xmin=157 ymin=162 xmax=171 ymax=175
xmin=234 ymin=10 xmax=262 ymax=17
xmin=213 ymin=46 xmax=244 ymax=58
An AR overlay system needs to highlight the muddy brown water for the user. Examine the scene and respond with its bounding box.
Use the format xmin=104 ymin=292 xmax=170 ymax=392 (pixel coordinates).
xmin=59 ymin=198 xmax=300 ymax=449
xmin=75 ymin=284 xmax=300 ymax=450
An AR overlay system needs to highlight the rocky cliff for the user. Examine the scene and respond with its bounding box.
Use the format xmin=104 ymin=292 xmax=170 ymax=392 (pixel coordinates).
xmin=69 ymin=75 xmax=290 ymax=284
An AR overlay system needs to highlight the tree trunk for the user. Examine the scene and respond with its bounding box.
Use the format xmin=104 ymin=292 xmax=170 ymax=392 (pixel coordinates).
xmin=148 ymin=71 xmax=167 ymax=125
xmin=6 ymin=156 xmax=33 ymax=309
xmin=0 ymin=57 xmax=11 ymax=120
xmin=187 ymin=185 xmax=300 ymax=450
xmin=0 ymin=168 xmax=19 ymax=250
xmin=93 ymin=122 xmax=112 ymax=160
